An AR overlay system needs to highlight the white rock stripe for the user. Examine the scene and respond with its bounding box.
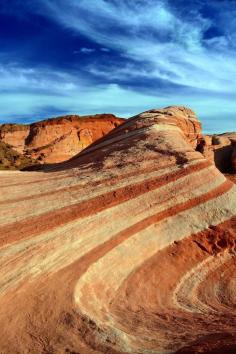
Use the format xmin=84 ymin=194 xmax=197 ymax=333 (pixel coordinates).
xmin=172 ymin=252 xmax=233 ymax=314
xmin=74 ymin=185 xmax=236 ymax=353
xmin=0 ymin=163 xmax=221 ymax=294
xmin=0 ymin=158 xmax=205 ymax=225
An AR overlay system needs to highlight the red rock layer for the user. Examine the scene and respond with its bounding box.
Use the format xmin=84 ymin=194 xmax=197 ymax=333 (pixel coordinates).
xmin=0 ymin=114 xmax=124 ymax=164
xmin=0 ymin=106 xmax=235 ymax=354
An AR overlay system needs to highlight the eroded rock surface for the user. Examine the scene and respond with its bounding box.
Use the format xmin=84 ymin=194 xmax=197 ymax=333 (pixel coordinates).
xmin=0 ymin=114 xmax=124 ymax=165
xmin=199 ymin=132 xmax=236 ymax=173
xmin=0 ymin=106 xmax=235 ymax=354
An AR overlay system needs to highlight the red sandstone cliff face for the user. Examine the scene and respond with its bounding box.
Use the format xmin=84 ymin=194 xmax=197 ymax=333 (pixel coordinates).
xmin=0 ymin=114 xmax=124 ymax=165
xmin=0 ymin=124 xmax=30 ymax=154
xmin=0 ymin=106 xmax=235 ymax=354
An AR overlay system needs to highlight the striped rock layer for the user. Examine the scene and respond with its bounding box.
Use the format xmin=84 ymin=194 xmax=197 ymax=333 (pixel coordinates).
xmin=0 ymin=106 xmax=236 ymax=354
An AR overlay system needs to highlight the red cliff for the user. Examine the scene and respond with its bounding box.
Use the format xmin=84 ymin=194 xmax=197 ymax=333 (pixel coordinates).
xmin=0 ymin=114 xmax=124 ymax=165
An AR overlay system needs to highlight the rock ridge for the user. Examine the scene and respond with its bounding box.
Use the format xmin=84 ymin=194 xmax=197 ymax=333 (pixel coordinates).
xmin=0 ymin=106 xmax=235 ymax=354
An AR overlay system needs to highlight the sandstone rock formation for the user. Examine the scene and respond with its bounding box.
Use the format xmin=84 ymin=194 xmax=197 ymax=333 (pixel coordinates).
xmin=199 ymin=132 xmax=236 ymax=173
xmin=0 ymin=114 xmax=124 ymax=165
xmin=0 ymin=124 xmax=29 ymax=154
xmin=0 ymin=106 xmax=236 ymax=354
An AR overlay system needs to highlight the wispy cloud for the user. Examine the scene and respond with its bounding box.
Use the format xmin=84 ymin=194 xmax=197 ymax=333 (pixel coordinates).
xmin=31 ymin=0 xmax=236 ymax=93
xmin=0 ymin=63 xmax=235 ymax=134
xmin=80 ymin=47 xmax=96 ymax=54
xmin=100 ymin=47 xmax=110 ymax=52
xmin=0 ymin=0 xmax=235 ymax=132
xmin=0 ymin=65 xmax=79 ymax=92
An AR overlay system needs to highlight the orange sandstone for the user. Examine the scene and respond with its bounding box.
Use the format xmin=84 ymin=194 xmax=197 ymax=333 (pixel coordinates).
xmin=0 ymin=106 xmax=235 ymax=354
xmin=0 ymin=114 xmax=124 ymax=164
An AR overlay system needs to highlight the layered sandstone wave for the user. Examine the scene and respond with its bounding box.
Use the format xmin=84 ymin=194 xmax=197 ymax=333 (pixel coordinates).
xmin=0 ymin=106 xmax=236 ymax=354
xmin=0 ymin=114 xmax=124 ymax=165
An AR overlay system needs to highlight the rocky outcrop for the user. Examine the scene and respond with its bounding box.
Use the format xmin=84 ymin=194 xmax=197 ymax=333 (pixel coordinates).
xmin=198 ymin=132 xmax=236 ymax=173
xmin=0 ymin=106 xmax=235 ymax=354
xmin=0 ymin=141 xmax=36 ymax=170
xmin=0 ymin=124 xmax=30 ymax=154
xmin=0 ymin=114 xmax=124 ymax=165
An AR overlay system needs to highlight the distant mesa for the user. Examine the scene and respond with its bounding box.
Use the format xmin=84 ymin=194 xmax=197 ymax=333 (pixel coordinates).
xmin=0 ymin=113 xmax=124 ymax=168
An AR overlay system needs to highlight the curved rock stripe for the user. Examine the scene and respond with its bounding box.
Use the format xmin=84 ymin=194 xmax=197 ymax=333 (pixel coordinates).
xmin=0 ymin=106 xmax=235 ymax=354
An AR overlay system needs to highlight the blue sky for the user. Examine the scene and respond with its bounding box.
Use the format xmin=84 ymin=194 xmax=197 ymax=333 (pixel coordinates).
xmin=0 ymin=0 xmax=236 ymax=133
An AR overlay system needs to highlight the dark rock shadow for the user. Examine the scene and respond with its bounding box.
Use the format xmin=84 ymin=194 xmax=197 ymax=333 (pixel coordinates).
xmin=213 ymin=145 xmax=233 ymax=173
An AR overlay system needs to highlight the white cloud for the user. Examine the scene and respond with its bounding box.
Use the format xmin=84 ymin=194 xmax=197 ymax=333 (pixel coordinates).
xmin=100 ymin=47 xmax=110 ymax=52
xmin=28 ymin=0 xmax=236 ymax=95
xmin=0 ymin=64 xmax=235 ymax=134
xmin=1 ymin=0 xmax=236 ymax=132
xmin=80 ymin=47 xmax=96 ymax=54
xmin=0 ymin=65 xmax=79 ymax=92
